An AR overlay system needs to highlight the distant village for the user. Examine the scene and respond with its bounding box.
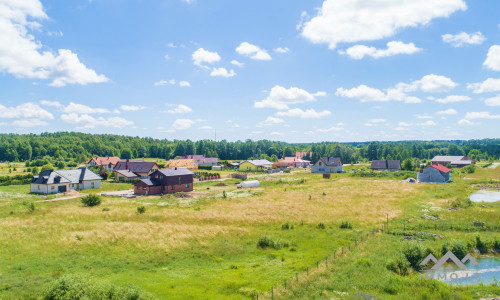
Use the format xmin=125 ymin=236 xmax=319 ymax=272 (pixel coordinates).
xmin=28 ymin=152 xmax=476 ymax=196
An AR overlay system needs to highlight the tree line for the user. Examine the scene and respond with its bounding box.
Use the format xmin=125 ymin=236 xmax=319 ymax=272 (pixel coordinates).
xmin=0 ymin=132 xmax=498 ymax=164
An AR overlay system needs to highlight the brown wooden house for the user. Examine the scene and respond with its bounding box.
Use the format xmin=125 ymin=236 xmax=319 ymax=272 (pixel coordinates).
xmin=134 ymin=168 xmax=194 ymax=195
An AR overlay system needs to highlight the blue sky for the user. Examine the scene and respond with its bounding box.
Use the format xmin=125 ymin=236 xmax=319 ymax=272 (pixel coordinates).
xmin=0 ymin=0 xmax=499 ymax=142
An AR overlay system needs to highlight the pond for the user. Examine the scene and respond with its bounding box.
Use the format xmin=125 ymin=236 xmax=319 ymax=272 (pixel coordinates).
xmin=421 ymin=256 xmax=500 ymax=285
xmin=469 ymin=190 xmax=500 ymax=203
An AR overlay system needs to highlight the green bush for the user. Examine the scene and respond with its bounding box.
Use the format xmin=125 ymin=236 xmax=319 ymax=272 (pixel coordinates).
xmin=402 ymin=242 xmax=425 ymax=270
xmin=283 ymin=169 xmax=290 ymax=173
xmin=339 ymin=220 xmax=352 ymax=229
xmin=386 ymin=254 xmax=410 ymax=276
xmin=257 ymin=236 xmax=281 ymax=249
xmin=281 ymin=222 xmax=293 ymax=230
xmin=317 ymin=222 xmax=326 ymax=229
xmin=441 ymin=239 xmax=467 ymax=260
xmin=81 ymin=194 xmax=102 ymax=207
xmin=475 ymin=235 xmax=488 ymax=254
xmin=137 ymin=206 xmax=146 ymax=214
xmin=42 ymin=273 xmax=151 ymax=300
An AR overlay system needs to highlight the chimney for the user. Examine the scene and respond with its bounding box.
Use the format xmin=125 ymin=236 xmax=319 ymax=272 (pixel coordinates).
xmin=125 ymin=159 xmax=129 ymax=170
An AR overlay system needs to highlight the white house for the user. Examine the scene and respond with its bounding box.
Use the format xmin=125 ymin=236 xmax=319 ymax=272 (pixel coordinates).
xmin=29 ymin=168 xmax=102 ymax=194
xmin=311 ymin=157 xmax=342 ymax=173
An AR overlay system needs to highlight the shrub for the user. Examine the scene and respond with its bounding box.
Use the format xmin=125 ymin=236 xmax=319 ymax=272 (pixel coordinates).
xmin=42 ymin=274 xmax=151 ymax=300
xmin=441 ymin=239 xmax=467 ymax=260
xmin=386 ymin=254 xmax=410 ymax=276
xmin=355 ymin=258 xmax=372 ymax=267
xmin=102 ymin=207 xmax=110 ymax=212
xmin=402 ymin=242 xmax=425 ymax=270
xmin=339 ymin=220 xmax=352 ymax=229
xmin=475 ymin=235 xmax=488 ymax=254
xmin=281 ymin=222 xmax=292 ymax=230
xmin=137 ymin=206 xmax=146 ymax=214
xmin=317 ymin=222 xmax=326 ymax=229
xmin=222 ymin=190 xmax=227 ymax=198
xmin=283 ymin=169 xmax=290 ymax=173
xmin=257 ymin=236 xmax=281 ymax=249
xmin=22 ymin=201 xmax=35 ymax=213
xmin=81 ymin=194 xmax=101 ymax=207
xmin=449 ymin=196 xmax=471 ymax=208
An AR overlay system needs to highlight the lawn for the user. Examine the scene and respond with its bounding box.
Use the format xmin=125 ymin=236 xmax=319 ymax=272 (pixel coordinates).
xmin=0 ymin=166 xmax=498 ymax=299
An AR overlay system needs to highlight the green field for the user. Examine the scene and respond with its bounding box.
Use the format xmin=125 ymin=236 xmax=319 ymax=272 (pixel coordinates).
xmin=0 ymin=166 xmax=498 ymax=299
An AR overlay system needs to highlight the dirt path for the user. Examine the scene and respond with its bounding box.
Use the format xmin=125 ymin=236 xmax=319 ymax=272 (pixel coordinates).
xmin=489 ymin=163 xmax=499 ymax=169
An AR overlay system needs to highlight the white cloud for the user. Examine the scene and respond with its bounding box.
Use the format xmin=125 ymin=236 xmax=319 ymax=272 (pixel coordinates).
xmin=166 ymin=104 xmax=192 ymax=114
xmin=61 ymin=113 xmax=133 ymax=128
xmin=255 ymin=85 xmax=325 ymax=110
xmin=336 ymin=84 xmax=420 ymax=103
xmin=154 ymin=80 xmax=168 ymax=86
xmin=40 ymin=100 xmax=62 ymax=107
xmin=276 ymin=108 xmax=331 ymax=119
xmin=414 ymin=114 xmax=432 ymax=119
xmin=120 ymin=105 xmax=145 ymax=111
xmin=434 ymin=95 xmax=471 ymax=103
xmin=236 ymin=42 xmax=271 ymax=60
xmin=12 ymin=119 xmax=48 ymax=127
xmin=63 ymin=102 xmax=110 ymax=114
xmin=300 ymin=0 xmax=466 ymax=49
xmin=467 ymin=77 xmax=500 ymax=93
xmin=230 ymin=60 xmax=244 ymax=67
xmin=179 ymin=80 xmax=191 ymax=87
xmin=436 ymin=108 xmax=457 ymax=115
xmin=339 ymin=41 xmax=421 ymax=59
xmin=192 ymin=48 xmax=221 ymax=66
xmin=273 ymin=47 xmax=290 ymax=54
xmin=0 ymin=102 xmax=53 ymax=120
xmin=442 ymin=31 xmax=485 ymax=47
xmin=271 ymin=131 xmax=283 ymax=136
xmin=464 ymin=112 xmax=500 ymax=120
xmin=485 ymin=95 xmax=500 ymax=106
xmin=458 ymin=119 xmax=477 ymax=125
xmin=417 ymin=120 xmax=437 ymax=126
xmin=171 ymin=118 xmax=196 ymax=130
xmin=395 ymin=122 xmax=411 ymax=131
xmin=316 ymin=125 xmax=343 ymax=133
xmin=369 ymin=118 xmax=386 ymax=123
xmin=262 ymin=116 xmax=285 ymax=125
xmin=210 ymin=67 xmax=236 ymax=77
xmin=483 ymin=45 xmax=500 ymax=71
xmin=411 ymin=74 xmax=457 ymax=93
xmin=198 ymin=125 xmax=213 ymax=130
xmin=164 ymin=54 xmax=170 ymax=60
xmin=0 ymin=1 xmax=108 ymax=86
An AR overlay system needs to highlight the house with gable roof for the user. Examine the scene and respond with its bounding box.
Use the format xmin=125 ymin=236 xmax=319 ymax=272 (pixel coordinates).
xmin=311 ymin=157 xmax=342 ymax=173
xmin=29 ymin=167 xmax=102 ymax=194
xmin=417 ymin=163 xmax=452 ymax=183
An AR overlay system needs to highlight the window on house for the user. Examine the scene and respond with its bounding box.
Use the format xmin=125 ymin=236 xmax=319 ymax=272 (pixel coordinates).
xmin=51 ymin=186 xmax=55 ymax=190
xmin=186 ymin=184 xmax=189 ymax=188
xmin=319 ymin=162 xmax=322 ymax=166
xmin=38 ymin=185 xmax=40 ymax=190
xmin=171 ymin=185 xmax=175 ymax=190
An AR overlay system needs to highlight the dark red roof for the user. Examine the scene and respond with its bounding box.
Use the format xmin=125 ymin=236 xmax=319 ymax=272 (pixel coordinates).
xmin=430 ymin=163 xmax=451 ymax=173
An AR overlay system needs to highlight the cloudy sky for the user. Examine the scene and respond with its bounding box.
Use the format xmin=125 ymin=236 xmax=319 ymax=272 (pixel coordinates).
xmin=1 ymin=0 xmax=499 ymax=142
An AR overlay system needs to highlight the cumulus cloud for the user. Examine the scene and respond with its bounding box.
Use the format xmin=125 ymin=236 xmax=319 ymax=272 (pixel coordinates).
xmin=236 ymin=42 xmax=271 ymax=60
xmin=0 ymin=102 xmax=53 ymax=120
xmin=40 ymin=100 xmax=62 ymax=107
xmin=336 ymin=74 xmax=456 ymax=103
xmin=417 ymin=120 xmax=437 ymax=126
xmin=192 ymin=48 xmax=221 ymax=66
xmin=434 ymin=95 xmax=471 ymax=103
xmin=166 ymin=104 xmax=192 ymax=114
xmin=395 ymin=122 xmax=411 ymax=131
xmin=275 ymin=108 xmax=331 ymax=119
xmin=339 ymin=41 xmax=421 ymax=59
xmin=458 ymin=118 xmax=476 ymax=126
xmin=171 ymin=118 xmax=196 ymax=130
xmin=300 ymin=0 xmax=466 ymax=49
xmin=179 ymin=80 xmax=191 ymax=87
xmin=63 ymin=102 xmax=110 ymax=114
xmin=436 ymin=108 xmax=457 ymax=115
xmin=154 ymin=79 xmax=190 ymax=87
xmin=230 ymin=60 xmax=244 ymax=67
xmin=255 ymin=85 xmax=326 ymax=110
xmin=120 ymin=105 xmax=145 ymax=111
xmin=483 ymin=45 xmax=500 ymax=71
xmin=0 ymin=0 xmax=108 ymax=86
xmin=210 ymin=67 xmax=236 ymax=77
xmin=442 ymin=31 xmax=486 ymax=47
xmin=467 ymin=77 xmax=500 ymax=93
xmin=485 ymin=95 xmax=500 ymax=106
xmin=12 ymin=119 xmax=48 ymax=127
xmin=261 ymin=116 xmax=285 ymax=125
xmin=316 ymin=125 xmax=344 ymax=133
xmin=273 ymin=47 xmax=290 ymax=54
xmin=198 ymin=125 xmax=213 ymax=130
xmin=464 ymin=111 xmax=500 ymax=120
xmin=61 ymin=113 xmax=133 ymax=128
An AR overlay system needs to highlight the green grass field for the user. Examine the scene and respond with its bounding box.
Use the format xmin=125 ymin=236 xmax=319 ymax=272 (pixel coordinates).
xmin=0 ymin=165 xmax=498 ymax=299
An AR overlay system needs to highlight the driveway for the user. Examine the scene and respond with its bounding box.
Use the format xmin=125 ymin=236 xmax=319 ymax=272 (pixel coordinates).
xmin=99 ymin=189 xmax=135 ymax=197
xmin=489 ymin=163 xmax=499 ymax=169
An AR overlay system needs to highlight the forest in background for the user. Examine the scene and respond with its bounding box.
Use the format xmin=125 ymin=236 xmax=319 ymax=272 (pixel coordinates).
xmin=0 ymin=132 xmax=498 ymax=165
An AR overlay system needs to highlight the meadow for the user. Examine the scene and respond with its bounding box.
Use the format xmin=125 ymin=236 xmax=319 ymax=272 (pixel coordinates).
xmin=0 ymin=166 xmax=498 ymax=299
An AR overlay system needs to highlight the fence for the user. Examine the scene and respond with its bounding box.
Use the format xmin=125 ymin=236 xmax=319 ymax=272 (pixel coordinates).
xmin=255 ymin=230 xmax=379 ymax=300
xmin=380 ymin=221 xmax=500 ymax=234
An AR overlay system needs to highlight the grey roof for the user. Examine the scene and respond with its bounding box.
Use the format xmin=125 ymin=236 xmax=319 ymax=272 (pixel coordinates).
xmin=371 ymin=160 xmax=401 ymax=170
xmin=245 ymin=159 xmax=273 ymax=166
xmin=387 ymin=160 xmax=401 ymax=169
xmin=115 ymin=169 xmax=139 ymax=178
xmin=114 ymin=160 xmax=158 ymax=173
xmin=316 ymin=157 xmax=342 ymax=166
xmin=29 ymin=168 xmax=102 ymax=184
xmin=137 ymin=178 xmax=160 ymax=186
xmin=431 ymin=156 xmax=469 ymax=164
xmin=157 ymin=168 xmax=194 ymax=176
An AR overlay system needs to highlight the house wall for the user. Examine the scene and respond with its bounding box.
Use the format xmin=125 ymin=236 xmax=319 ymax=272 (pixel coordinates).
xmin=80 ymin=180 xmax=101 ymax=190
xmin=30 ymin=183 xmax=69 ymax=194
xmin=418 ymin=168 xmax=449 ymax=183
xmin=311 ymin=163 xmax=341 ymax=173
xmin=134 ymin=183 xmax=193 ymax=195
xmin=239 ymin=162 xmax=257 ymax=172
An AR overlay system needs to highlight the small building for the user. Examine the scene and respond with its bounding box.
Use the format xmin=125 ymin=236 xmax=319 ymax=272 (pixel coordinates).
xmin=165 ymin=159 xmax=198 ymax=172
xmin=238 ymin=159 xmax=273 ymax=172
xmin=212 ymin=165 xmax=223 ymax=171
xmin=311 ymin=157 xmax=342 ymax=173
xmin=430 ymin=156 xmax=476 ymax=168
xmin=179 ymin=155 xmax=218 ymax=167
xmin=227 ymin=162 xmax=241 ymax=169
xmin=370 ymin=160 xmax=401 ymax=172
xmin=417 ymin=164 xmax=452 ymax=183
xmin=275 ymin=157 xmax=311 ymax=168
xmin=29 ymin=168 xmax=102 ymax=194
xmin=85 ymin=157 xmax=121 ymax=172
xmin=114 ymin=169 xmax=139 ymax=181
xmin=113 ymin=160 xmax=160 ymax=179
xmin=134 ymin=168 xmax=194 ymax=195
